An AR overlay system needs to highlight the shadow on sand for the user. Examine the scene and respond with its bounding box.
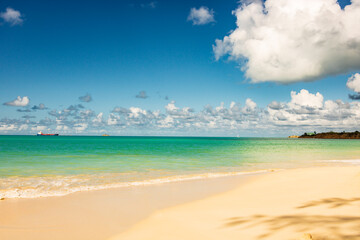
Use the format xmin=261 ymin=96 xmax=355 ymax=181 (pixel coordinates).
xmin=223 ymin=197 xmax=360 ymax=239
xmin=297 ymin=197 xmax=360 ymax=209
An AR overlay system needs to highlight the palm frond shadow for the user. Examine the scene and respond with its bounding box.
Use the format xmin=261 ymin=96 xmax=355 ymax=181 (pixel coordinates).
xmin=224 ymin=197 xmax=360 ymax=239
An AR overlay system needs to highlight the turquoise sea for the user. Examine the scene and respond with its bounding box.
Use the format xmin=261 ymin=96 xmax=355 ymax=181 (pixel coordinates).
xmin=1 ymin=136 xmax=360 ymax=198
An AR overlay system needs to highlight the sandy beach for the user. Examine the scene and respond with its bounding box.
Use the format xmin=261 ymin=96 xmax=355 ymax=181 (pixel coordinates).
xmin=0 ymin=173 xmax=257 ymax=240
xmin=114 ymin=166 xmax=360 ymax=240
xmin=1 ymin=166 xmax=359 ymax=240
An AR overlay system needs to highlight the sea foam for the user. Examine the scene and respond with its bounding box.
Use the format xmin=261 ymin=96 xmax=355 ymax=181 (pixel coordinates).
xmin=0 ymin=169 xmax=273 ymax=199
xmin=318 ymin=159 xmax=360 ymax=164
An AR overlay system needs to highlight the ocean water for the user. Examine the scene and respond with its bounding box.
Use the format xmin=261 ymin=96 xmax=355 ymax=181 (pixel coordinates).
xmin=1 ymin=136 xmax=360 ymax=199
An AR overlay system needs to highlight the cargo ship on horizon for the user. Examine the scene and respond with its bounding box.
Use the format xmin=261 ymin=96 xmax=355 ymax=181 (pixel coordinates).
xmin=37 ymin=131 xmax=59 ymax=136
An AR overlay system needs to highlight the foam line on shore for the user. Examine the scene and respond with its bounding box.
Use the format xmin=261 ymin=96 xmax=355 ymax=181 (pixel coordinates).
xmin=0 ymin=169 xmax=275 ymax=199
xmin=318 ymin=159 xmax=360 ymax=164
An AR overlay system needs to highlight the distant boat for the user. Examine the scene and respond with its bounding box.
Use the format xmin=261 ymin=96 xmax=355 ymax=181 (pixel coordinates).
xmin=37 ymin=131 xmax=59 ymax=136
xmin=288 ymin=135 xmax=299 ymax=138
xmin=102 ymin=134 xmax=109 ymax=136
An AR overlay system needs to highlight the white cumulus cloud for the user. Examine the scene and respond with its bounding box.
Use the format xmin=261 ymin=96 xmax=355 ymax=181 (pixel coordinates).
xmin=0 ymin=7 xmax=23 ymax=26
xmin=0 ymin=124 xmax=17 ymax=131
xmin=244 ymin=98 xmax=257 ymax=111
xmin=347 ymin=73 xmax=360 ymax=93
xmin=3 ymin=96 xmax=30 ymax=107
xmin=290 ymin=89 xmax=324 ymax=108
xmin=92 ymin=112 xmax=103 ymax=124
xmin=73 ymin=123 xmax=88 ymax=132
xmin=31 ymin=126 xmax=47 ymax=131
xmin=2 ymin=89 xmax=360 ymax=136
xmin=187 ymin=6 xmax=215 ymax=25
xmin=213 ymin=0 xmax=360 ymax=83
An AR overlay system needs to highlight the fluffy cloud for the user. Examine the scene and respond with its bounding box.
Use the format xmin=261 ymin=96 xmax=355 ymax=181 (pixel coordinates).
xmin=18 ymin=124 xmax=28 ymax=131
xmin=213 ymin=0 xmax=360 ymax=83
xmin=3 ymin=96 xmax=30 ymax=107
xmin=1 ymin=89 xmax=360 ymax=135
xmin=110 ymin=106 xmax=160 ymax=128
xmin=165 ymin=101 xmax=194 ymax=116
xmin=32 ymin=103 xmax=47 ymax=110
xmin=107 ymin=114 xmax=118 ymax=126
xmin=73 ymin=123 xmax=88 ymax=132
xmin=92 ymin=112 xmax=103 ymax=124
xmin=268 ymin=101 xmax=284 ymax=110
xmin=0 ymin=124 xmax=17 ymax=131
xmin=187 ymin=6 xmax=215 ymax=25
xmin=103 ymin=92 xmax=360 ymax=134
xmin=244 ymin=98 xmax=257 ymax=111
xmin=79 ymin=94 xmax=92 ymax=103
xmin=290 ymin=89 xmax=323 ymax=108
xmin=267 ymin=89 xmax=360 ymax=131
xmin=347 ymin=73 xmax=360 ymax=100
xmin=0 ymin=7 xmax=23 ymax=26
xmin=135 ymin=91 xmax=148 ymax=99
xmin=347 ymin=73 xmax=360 ymax=92
xmin=31 ymin=125 xmax=47 ymax=131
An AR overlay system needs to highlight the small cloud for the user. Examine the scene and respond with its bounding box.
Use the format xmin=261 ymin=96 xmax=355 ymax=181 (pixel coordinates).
xmin=17 ymin=108 xmax=32 ymax=113
xmin=73 ymin=123 xmax=88 ymax=132
xmin=136 ymin=91 xmax=149 ymax=99
xmin=141 ymin=1 xmax=157 ymax=9
xmin=3 ymin=96 xmax=30 ymax=107
xmin=67 ymin=104 xmax=84 ymax=111
xmin=245 ymin=98 xmax=257 ymax=110
xmin=268 ymin=101 xmax=283 ymax=110
xmin=22 ymin=115 xmax=36 ymax=119
xmin=346 ymin=73 xmax=360 ymax=100
xmin=346 ymin=73 xmax=360 ymax=93
xmin=31 ymin=125 xmax=47 ymax=131
xmin=187 ymin=6 xmax=215 ymax=25
xmin=32 ymin=103 xmax=47 ymax=110
xmin=112 ymin=107 xmax=130 ymax=114
xmin=0 ymin=7 xmax=23 ymax=26
xmin=349 ymin=94 xmax=360 ymax=100
xmin=79 ymin=93 xmax=92 ymax=103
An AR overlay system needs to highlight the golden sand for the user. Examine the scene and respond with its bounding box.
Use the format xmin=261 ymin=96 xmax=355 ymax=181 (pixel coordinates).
xmin=112 ymin=167 xmax=360 ymax=240
xmin=1 ymin=167 xmax=359 ymax=240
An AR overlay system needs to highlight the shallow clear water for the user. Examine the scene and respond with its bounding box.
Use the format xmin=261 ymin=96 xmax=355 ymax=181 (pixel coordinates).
xmin=1 ymin=136 xmax=360 ymax=198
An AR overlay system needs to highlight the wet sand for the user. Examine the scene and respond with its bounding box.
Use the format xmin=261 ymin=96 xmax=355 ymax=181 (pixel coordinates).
xmin=0 ymin=173 xmax=258 ymax=240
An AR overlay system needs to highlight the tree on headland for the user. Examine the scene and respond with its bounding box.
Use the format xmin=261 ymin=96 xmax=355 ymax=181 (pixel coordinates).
xmin=299 ymin=131 xmax=360 ymax=139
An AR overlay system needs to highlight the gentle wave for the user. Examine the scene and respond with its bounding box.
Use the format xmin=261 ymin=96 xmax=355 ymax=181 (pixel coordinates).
xmin=318 ymin=159 xmax=360 ymax=164
xmin=0 ymin=169 xmax=275 ymax=199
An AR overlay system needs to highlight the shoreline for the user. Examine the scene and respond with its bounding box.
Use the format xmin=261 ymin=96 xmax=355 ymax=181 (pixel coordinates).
xmin=4 ymin=159 xmax=359 ymax=200
xmin=0 ymin=171 xmax=261 ymax=240
xmin=0 ymin=169 xmax=274 ymax=200
xmin=1 ymin=166 xmax=359 ymax=240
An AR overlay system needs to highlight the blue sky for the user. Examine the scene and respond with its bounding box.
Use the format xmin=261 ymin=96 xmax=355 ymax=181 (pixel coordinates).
xmin=1 ymin=0 xmax=360 ymax=136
